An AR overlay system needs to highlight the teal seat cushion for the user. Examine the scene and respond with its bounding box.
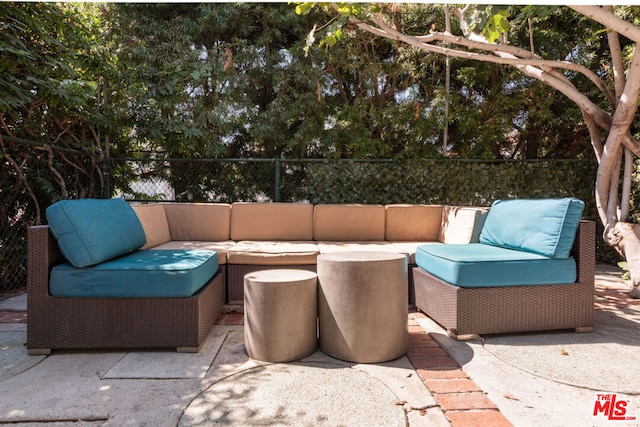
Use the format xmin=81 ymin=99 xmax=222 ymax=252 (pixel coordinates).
xmin=49 ymin=250 xmax=219 ymax=298
xmin=46 ymin=198 xmax=146 ymax=268
xmin=479 ymin=198 xmax=584 ymax=259
xmin=415 ymin=243 xmax=576 ymax=288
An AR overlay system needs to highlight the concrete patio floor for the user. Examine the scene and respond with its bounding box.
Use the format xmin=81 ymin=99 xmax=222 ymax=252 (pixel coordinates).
xmin=0 ymin=264 xmax=638 ymax=426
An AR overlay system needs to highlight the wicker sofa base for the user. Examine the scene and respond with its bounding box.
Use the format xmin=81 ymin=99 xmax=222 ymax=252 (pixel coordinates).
xmin=413 ymin=267 xmax=594 ymax=339
xmin=226 ymin=264 xmax=317 ymax=304
xmin=26 ymin=226 xmax=225 ymax=354
xmin=412 ymin=220 xmax=595 ymax=339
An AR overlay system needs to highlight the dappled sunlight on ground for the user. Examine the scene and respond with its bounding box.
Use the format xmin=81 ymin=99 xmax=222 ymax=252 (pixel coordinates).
xmin=595 ymin=264 xmax=640 ymax=320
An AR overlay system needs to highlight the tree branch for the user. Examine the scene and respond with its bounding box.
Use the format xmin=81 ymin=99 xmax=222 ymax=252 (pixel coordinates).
xmin=366 ymin=13 xmax=616 ymax=133
xmin=353 ymin=12 xmax=616 ymax=108
xmin=581 ymin=107 xmax=603 ymax=162
xmin=571 ymin=6 xmax=640 ymax=44
xmin=0 ymin=135 xmax=41 ymax=223
xmin=35 ymin=145 xmax=68 ymax=199
xmin=605 ymin=8 xmax=626 ymax=102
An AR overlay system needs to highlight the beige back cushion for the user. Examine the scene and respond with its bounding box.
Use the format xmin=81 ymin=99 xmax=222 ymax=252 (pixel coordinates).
xmin=130 ymin=204 xmax=171 ymax=249
xmin=230 ymin=202 xmax=314 ymax=241
xmin=163 ymin=203 xmax=231 ymax=241
xmin=314 ymin=204 xmax=386 ymax=241
xmin=385 ymin=204 xmax=443 ymax=241
xmin=439 ymin=206 xmax=489 ymax=244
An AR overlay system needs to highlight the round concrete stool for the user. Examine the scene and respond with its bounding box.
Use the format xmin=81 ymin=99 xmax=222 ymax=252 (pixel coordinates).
xmin=244 ymin=269 xmax=318 ymax=363
xmin=317 ymin=252 xmax=408 ymax=363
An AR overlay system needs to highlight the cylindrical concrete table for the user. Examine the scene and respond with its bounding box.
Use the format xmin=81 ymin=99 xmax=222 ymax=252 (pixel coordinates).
xmin=317 ymin=251 xmax=408 ymax=363
xmin=244 ymin=269 xmax=318 ymax=363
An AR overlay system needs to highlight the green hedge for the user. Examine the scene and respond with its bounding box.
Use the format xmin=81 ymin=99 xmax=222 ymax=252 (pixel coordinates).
xmin=304 ymin=159 xmax=596 ymax=208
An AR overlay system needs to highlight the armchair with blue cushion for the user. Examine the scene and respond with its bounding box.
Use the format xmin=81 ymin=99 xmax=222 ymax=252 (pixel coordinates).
xmin=27 ymin=198 xmax=225 ymax=354
xmin=413 ymin=197 xmax=596 ymax=339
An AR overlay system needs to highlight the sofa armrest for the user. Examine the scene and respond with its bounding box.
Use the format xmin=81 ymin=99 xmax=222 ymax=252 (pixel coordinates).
xmin=27 ymin=226 xmax=65 ymax=300
xmin=439 ymin=206 xmax=489 ymax=244
xmin=573 ymin=220 xmax=596 ymax=287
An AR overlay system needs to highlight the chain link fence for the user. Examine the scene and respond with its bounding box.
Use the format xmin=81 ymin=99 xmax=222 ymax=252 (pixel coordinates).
xmin=112 ymin=157 xmax=311 ymax=203
xmin=111 ymin=157 xmax=597 ymax=205
xmin=111 ymin=158 xmax=403 ymax=203
xmin=1 ymin=195 xmax=29 ymax=297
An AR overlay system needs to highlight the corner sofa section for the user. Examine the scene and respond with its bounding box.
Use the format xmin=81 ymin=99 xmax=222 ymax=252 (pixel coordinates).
xmin=27 ymin=199 xmax=225 ymax=354
xmin=413 ymin=198 xmax=594 ymax=339
xmin=413 ymin=220 xmax=595 ymax=339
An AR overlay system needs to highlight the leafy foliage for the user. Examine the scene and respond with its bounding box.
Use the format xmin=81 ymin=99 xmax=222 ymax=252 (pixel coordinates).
xmin=0 ymin=3 xmax=106 ymax=292
xmin=0 ymin=3 xmax=106 ymax=201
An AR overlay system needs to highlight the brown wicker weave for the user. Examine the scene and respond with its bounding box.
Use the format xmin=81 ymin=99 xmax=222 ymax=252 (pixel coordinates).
xmin=26 ymin=225 xmax=225 ymax=354
xmin=413 ymin=220 xmax=595 ymax=339
xmin=226 ymin=264 xmax=317 ymax=304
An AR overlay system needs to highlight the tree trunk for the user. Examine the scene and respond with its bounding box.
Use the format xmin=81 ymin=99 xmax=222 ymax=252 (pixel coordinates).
xmin=606 ymin=222 xmax=640 ymax=298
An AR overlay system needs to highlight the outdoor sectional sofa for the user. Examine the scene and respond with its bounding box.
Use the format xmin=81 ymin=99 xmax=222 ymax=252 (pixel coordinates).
xmin=26 ymin=197 xmax=595 ymax=354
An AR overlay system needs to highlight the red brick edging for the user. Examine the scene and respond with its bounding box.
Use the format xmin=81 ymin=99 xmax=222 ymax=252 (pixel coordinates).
xmin=0 ymin=311 xmax=27 ymax=323
xmin=407 ymin=311 xmax=512 ymax=427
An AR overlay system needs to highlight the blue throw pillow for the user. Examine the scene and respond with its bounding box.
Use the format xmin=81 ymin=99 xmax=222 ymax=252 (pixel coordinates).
xmin=46 ymin=198 xmax=146 ymax=268
xmin=479 ymin=198 xmax=584 ymax=259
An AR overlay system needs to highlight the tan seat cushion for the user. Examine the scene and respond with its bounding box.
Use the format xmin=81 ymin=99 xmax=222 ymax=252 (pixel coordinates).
xmin=152 ymin=240 xmax=237 ymax=264
xmin=439 ymin=206 xmax=489 ymax=244
xmin=230 ymin=202 xmax=314 ymax=241
xmin=163 ymin=203 xmax=231 ymax=241
xmin=227 ymin=241 xmax=319 ymax=265
xmin=389 ymin=241 xmax=443 ymax=264
xmin=314 ymin=204 xmax=386 ymax=241
xmin=130 ymin=204 xmax=171 ymax=250
xmin=316 ymin=241 xmax=401 ymax=254
xmin=385 ymin=204 xmax=443 ymax=241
